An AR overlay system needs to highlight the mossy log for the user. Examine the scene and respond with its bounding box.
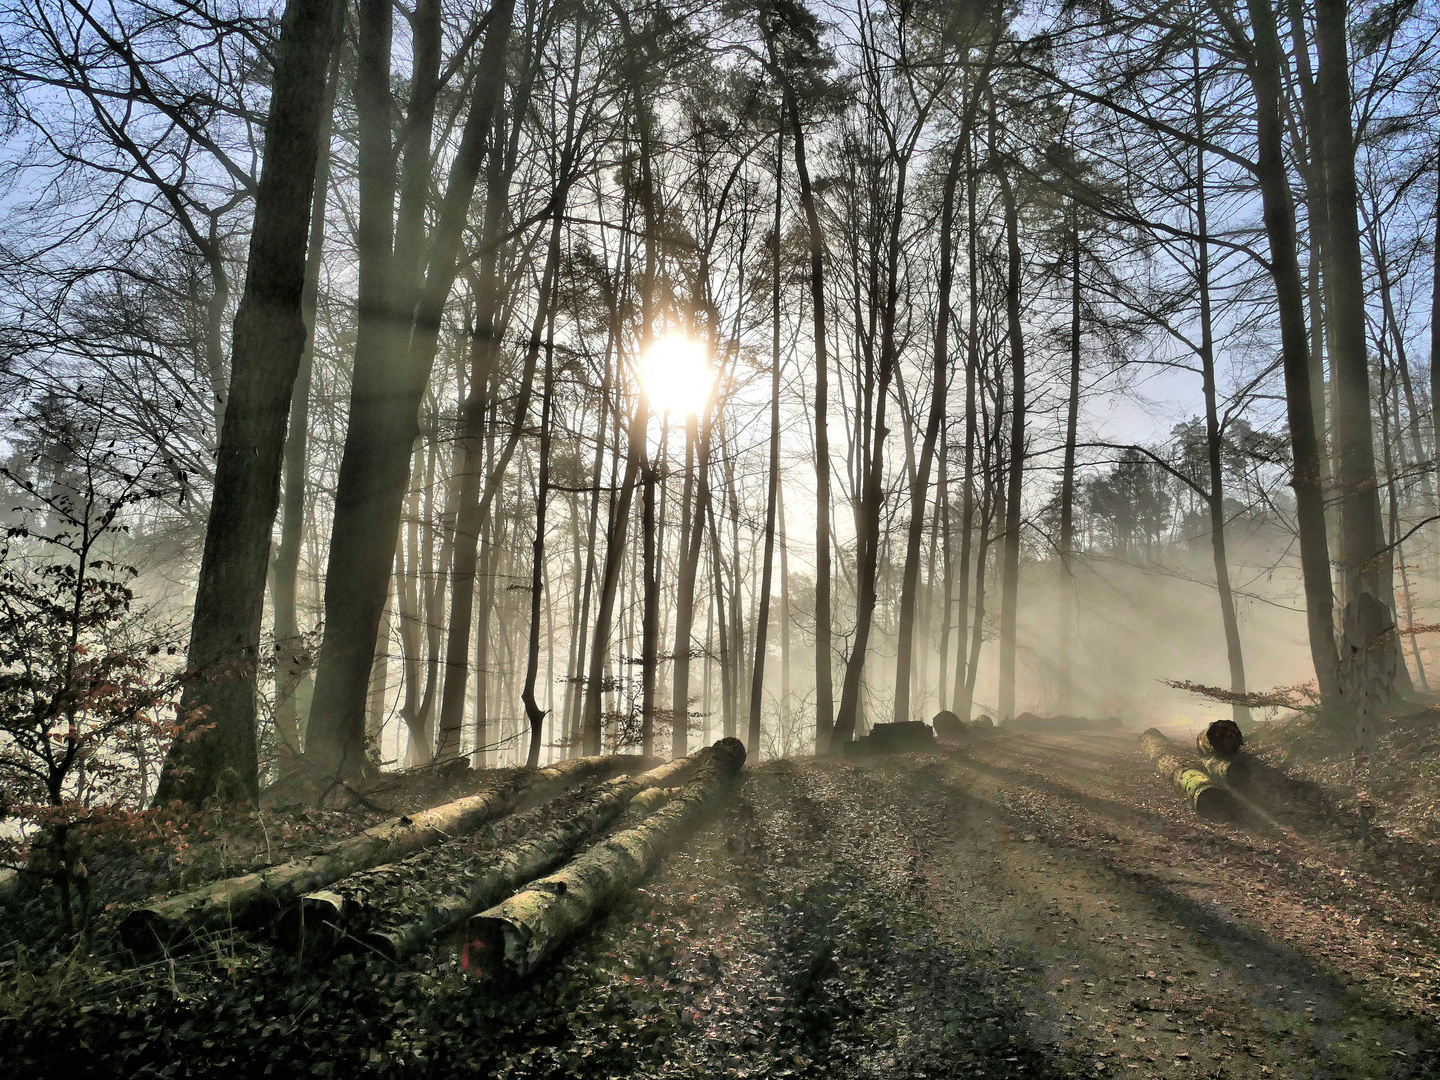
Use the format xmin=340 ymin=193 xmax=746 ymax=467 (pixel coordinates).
xmin=460 ymin=737 xmax=746 ymax=981
xmin=1196 ymin=719 xmax=1244 ymax=758
xmin=1139 ymin=728 xmax=1237 ymax=821
xmin=1200 ymin=754 xmax=1254 ymax=787
xmin=120 ymin=754 xmax=635 ymax=955
xmin=302 ymin=755 xmax=709 ymax=960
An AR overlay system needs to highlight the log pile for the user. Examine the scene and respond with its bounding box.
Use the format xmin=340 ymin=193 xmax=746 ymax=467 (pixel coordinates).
xmin=460 ymin=737 xmax=747 ymax=982
xmin=120 ymin=754 xmax=637 ymax=955
xmin=1138 ymin=728 xmax=1238 ymax=821
xmin=296 ymin=752 xmax=711 ymax=960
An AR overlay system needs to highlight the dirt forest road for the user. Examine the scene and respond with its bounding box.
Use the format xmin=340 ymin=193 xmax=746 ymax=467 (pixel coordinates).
xmin=487 ymin=732 xmax=1440 ymax=1080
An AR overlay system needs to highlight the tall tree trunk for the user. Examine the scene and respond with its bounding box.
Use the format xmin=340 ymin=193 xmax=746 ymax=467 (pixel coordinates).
xmin=833 ymin=146 xmax=911 ymax=747
xmin=155 ymin=0 xmax=342 ymax=805
xmin=270 ymin=34 xmax=341 ymax=765
xmin=670 ymin=407 xmax=709 ymax=758
xmin=521 ymin=305 xmax=555 ymax=769
xmin=1431 ymin=146 xmax=1440 ymax=474
xmin=305 ymin=0 xmax=517 ymax=781
xmin=1193 ymin=44 xmax=1250 ymax=725
xmin=748 ymin=130 xmax=784 ymax=757
xmin=783 ymin=90 xmax=834 ymax=751
xmin=1238 ymin=0 xmax=1344 ymax=709
xmin=1314 ymin=0 xmax=1399 ymax=708
xmin=777 ymin=468 xmax=792 ymax=711
xmin=1058 ymin=205 xmax=1081 ymax=715
xmin=439 ymin=178 xmax=570 ymax=758
xmin=894 ymin=142 xmax=961 ymax=724
xmin=996 ymin=168 xmax=1026 ymax=724
xmin=953 ymin=135 xmax=980 ymax=717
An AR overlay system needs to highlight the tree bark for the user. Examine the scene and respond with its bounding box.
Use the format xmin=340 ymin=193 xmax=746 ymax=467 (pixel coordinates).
xmin=154 ymin=0 xmax=342 ymax=806
xmin=1313 ymin=0 xmax=1400 ymax=707
xmin=953 ymin=133 xmax=981 ymax=718
xmin=521 ymin=304 xmax=557 ymax=769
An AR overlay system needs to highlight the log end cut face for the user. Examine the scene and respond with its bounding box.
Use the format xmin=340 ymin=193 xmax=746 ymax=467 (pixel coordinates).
xmin=1198 ymin=719 xmax=1245 ymax=758
xmin=1192 ymin=783 xmax=1241 ymax=822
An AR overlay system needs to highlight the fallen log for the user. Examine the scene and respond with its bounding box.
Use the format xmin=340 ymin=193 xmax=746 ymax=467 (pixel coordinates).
xmin=1138 ymin=728 xmax=1237 ymax=821
xmin=119 ymin=754 xmax=636 ymax=955
xmin=1199 ymin=754 xmax=1254 ymax=787
xmin=460 ymin=737 xmax=746 ymax=981
xmin=1196 ymin=719 xmax=1244 ymax=757
xmin=299 ymin=754 xmax=709 ymax=960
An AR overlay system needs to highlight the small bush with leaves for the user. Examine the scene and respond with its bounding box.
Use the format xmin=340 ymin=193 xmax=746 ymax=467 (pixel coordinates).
xmin=0 ymin=410 xmax=199 ymax=937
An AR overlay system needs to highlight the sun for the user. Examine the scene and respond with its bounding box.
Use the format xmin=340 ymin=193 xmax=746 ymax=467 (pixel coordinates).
xmin=640 ymin=335 xmax=712 ymax=416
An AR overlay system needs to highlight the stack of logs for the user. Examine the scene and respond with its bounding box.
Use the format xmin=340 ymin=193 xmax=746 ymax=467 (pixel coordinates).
xmin=118 ymin=740 xmax=747 ymax=984
xmin=1139 ymin=720 xmax=1250 ymax=821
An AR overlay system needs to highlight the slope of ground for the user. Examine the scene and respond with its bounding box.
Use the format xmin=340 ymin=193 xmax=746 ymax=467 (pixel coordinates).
xmin=2 ymin=736 xmax=1438 ymax=1078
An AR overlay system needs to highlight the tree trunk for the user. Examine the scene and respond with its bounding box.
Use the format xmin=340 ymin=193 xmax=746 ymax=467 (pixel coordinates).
xmin=303 ymin=750 xmax=707 ymax=961
xmin=894 ymin=142 xmax=962 ymax=726
xmin=1314 ymin=0 xmax=1400 ymax=708
xmin=748 ymin=130 xmax=784 ymax=758
xmin=1431 ymin=145 xmax=1440 ymax=475
xmin=154 ymin=0 xmax=342 ymax=806
xmin=305 ymin=0 xmax=517 ymax=781
xmin=270 ymin=36 xmax=341 ymax=766
xmin=996 ymin=168 xmax=1026 ymax=724
xmin=671 ymin=407 xmax=710 ymax=758
xmin=953 ymin=135 xmax=981 ymax=717
xmin=1058 ymin=207 xmax=1081 ymax=715
xmin=784 ymin=90 xmax=834 ymax=752
xmin=833 ymin=147 xmax=911 ymax=747
xmin=1192 ymin=50 xmax=1250 ymax=726
xmin=521 ymin=305 xmax=556 ymax=769
xmin=1238 ymin=0 xmax=1344 ymax=711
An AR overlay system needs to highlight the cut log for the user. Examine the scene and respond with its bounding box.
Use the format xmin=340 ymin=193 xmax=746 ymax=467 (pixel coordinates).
xmin=119 ymin=754 xmax=637 ymax=955
xmin=1139 ymin=728 xmax=1237 ymax=821
xmin=932 ymin=710 xmax=967 ymax=742
xmin=460 ymin=737 xmax=746 ymax=981
xmin=1196 ymin=719 xmax=1244 ymax=758
xmin=299 ymin=755 xmax=711 ymax=960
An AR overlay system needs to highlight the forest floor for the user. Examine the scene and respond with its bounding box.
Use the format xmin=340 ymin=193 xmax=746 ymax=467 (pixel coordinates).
xmin=3 ymin=729 xmax=1440 ymax=1078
